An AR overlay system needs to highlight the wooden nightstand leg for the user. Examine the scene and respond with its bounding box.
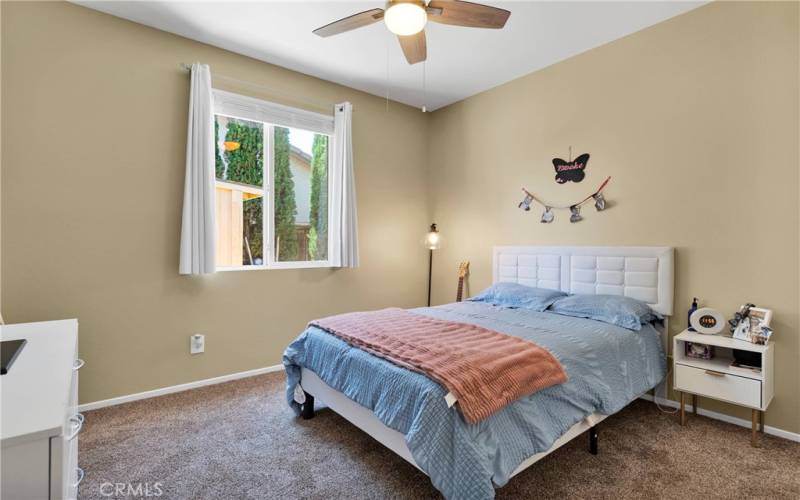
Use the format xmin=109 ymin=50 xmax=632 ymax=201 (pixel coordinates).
xmin=679 ymin=392 xmax=686 ymax=426
xmin=759 ymin=410 xmax=765 ymax=433
xmin=751 ymin=409 xmax=759 ymax=447
xmin=692 ymin=394 xmax=697 ymax=415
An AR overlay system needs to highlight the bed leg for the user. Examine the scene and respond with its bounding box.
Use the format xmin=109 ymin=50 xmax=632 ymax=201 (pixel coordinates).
xmin=589 ymin=426 xmax=598 ymax=455
xmin=301 ymin=391 xmax=315 ymax=420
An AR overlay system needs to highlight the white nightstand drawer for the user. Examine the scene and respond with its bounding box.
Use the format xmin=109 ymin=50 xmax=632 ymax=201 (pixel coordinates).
xmin=675 ymin=363 xmax=761 ymax=408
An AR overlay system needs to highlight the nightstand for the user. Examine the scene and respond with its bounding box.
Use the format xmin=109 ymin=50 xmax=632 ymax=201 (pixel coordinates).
xmin=673 ymin=329 xmax=774 ymax=446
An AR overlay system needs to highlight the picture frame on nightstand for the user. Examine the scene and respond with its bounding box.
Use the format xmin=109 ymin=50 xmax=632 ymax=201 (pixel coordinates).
xmin=732 ymin=306 xmax=773 ymax=344
xmin=685 ymin=341 xmax=714 ymax=360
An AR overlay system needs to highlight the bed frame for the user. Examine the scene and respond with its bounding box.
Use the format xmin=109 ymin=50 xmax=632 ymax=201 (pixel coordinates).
xmin=298 ymin=246 xmax=674 ymax=483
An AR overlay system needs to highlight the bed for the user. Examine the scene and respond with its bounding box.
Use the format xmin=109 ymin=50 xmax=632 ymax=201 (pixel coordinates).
xmin=283 ymin=246 xmax=674 ymax=499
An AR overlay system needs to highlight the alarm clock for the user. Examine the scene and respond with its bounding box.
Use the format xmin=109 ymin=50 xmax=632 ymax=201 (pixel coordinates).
xmin=690 ymin=308 xmax=725 ymax=335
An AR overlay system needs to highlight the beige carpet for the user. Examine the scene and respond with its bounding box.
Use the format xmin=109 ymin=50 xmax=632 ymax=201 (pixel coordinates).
xmin=79 ymin=372 xmax=800 ymax=499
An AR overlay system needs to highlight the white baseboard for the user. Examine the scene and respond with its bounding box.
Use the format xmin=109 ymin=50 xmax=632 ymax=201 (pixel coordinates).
xmin=639 ymin=393 xmax=800 ymax=443
xmin=78 ymin=365 xmax=799 ymax=444
xmin=78 ymin=364 xmax=285 ymax=412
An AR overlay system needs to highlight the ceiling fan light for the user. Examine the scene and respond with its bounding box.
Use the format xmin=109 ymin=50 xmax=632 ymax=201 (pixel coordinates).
xmin=384 ymin=2 xmax=427 ymax=36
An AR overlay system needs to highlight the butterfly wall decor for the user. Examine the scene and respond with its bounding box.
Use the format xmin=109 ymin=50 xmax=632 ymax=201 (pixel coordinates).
xmin=553 ymin=153 xmax=590 ymax=184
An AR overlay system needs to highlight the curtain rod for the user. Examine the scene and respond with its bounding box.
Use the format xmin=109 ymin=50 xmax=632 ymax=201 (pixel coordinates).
xmin=180 ymin=63 xmax=344 ymax=114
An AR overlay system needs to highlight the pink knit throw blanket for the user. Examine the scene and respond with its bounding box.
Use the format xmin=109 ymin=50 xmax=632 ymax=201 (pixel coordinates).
xmin=310 ymin=308 xmax=567 ymax=424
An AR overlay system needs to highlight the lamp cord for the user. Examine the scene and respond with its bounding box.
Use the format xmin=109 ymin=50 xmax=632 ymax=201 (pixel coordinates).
xmin=652 ymin=365 xmax=679 ymax=414
xmin=385 ymin=33 xmax=390 ymax=112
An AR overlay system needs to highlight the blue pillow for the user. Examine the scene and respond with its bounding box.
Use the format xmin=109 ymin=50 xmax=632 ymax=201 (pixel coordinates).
xmin=548 ymin=294 xmax=661 ymax=331
xmin=468 ymin=282 xmax=567 ymax=311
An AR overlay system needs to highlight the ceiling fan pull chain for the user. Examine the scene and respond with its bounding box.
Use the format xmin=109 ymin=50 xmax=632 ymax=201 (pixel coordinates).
xmin=422 ymin=61 xmax=427 ymax=113
xmin=385 ymin=32 xmax=390 ymax=112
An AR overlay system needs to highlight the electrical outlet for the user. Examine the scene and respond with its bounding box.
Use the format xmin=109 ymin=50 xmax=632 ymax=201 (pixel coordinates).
xmin=190 ymin=334 xmax=205 ymax=355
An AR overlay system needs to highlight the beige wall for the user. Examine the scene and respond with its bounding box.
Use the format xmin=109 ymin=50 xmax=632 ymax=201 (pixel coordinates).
xmin=2 ymin=1 xmax=799 ymax=434
xmin=1 ymin=1 xmax=430 ymax=403
xmin=427 ymin=1 xmax=799 ymax=433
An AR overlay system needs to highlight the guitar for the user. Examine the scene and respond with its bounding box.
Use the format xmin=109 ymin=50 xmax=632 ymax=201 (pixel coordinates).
xmin=456 ymin=261 xmax=470 ymax=302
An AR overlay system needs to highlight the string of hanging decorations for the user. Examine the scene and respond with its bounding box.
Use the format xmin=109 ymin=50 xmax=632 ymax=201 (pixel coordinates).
xmin=519 ymin=176 xmax=611 ymax=223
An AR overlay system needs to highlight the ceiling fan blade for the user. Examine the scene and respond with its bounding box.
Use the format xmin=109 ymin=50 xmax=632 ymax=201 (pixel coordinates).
xmin=397 ymin=31 xmax=427 ymax=65
xmin=427 ymin=1 xmax=510 ymax=29
xmin=313 ymin=8 xmax=385 ymax=37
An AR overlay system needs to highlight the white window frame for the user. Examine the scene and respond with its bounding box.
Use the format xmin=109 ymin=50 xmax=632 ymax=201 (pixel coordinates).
xmin=213 ymin=90 xmax=334 ymax=271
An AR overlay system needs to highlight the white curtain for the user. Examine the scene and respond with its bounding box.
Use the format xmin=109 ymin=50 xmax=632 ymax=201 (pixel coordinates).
xmin=329 ymin=102 xmax=359 ymax=267
xmin=179 ymin=63 xmax=216 ymax=275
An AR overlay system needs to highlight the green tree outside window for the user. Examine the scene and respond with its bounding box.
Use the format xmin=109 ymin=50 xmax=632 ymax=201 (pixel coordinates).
xmin=273 ymin=126 xmax=298 ymax=260
xmin=223 ymin=121 xmax=263 ymax=186
xmin=309 ymin=134 xmax=328 ymax=260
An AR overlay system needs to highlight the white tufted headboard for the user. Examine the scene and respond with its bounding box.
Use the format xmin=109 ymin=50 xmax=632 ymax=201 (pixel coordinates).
xmin=493 ymin=246 xmax=674 ymax=316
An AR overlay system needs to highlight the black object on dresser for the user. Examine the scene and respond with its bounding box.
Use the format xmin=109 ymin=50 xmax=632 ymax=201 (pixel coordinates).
xmin=0 ymin=339 xmax=26 ymax=375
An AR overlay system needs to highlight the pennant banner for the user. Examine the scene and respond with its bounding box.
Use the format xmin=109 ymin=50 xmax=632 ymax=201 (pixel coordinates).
xmin=519 ymin=177 xmax=612 ymax=224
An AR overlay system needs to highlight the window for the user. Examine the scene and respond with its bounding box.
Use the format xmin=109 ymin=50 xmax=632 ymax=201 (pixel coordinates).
xmin=272 ymin=126 xmax=329 ymax=263
xmin=213 ymin=90 xmax=333 ymax=270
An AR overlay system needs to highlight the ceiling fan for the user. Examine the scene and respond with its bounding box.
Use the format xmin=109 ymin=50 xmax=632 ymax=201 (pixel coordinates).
xmin=313 ymin=0 xmax=511 ymax=65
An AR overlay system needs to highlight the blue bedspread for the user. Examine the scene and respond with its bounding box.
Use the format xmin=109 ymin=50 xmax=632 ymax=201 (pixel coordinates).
xmin=283 ymin=302 xmax=666 ymax=499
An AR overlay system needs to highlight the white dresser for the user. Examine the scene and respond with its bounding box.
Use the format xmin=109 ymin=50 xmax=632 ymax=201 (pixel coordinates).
xmin=1 ymin=319 xmax=84 ymax=500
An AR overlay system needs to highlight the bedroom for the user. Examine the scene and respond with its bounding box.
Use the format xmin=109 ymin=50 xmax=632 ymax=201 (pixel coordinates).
xmin=0 ymin=1 xmax=798 ymax=499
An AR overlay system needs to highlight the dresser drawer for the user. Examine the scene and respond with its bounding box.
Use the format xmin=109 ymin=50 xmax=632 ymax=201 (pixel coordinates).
xmin=675 ymin=363 xmax=761 ymax=408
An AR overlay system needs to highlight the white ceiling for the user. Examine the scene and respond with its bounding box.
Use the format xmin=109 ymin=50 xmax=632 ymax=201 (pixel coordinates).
xmin=74 ymin=1 xmax=705 ymax=110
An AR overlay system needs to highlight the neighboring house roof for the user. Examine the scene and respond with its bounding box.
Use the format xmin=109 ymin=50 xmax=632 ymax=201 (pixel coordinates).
xmin=290 ymin=145 xmax=311 ymax=166
xmin=289 ymin=145 xmax=312 ymax=226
